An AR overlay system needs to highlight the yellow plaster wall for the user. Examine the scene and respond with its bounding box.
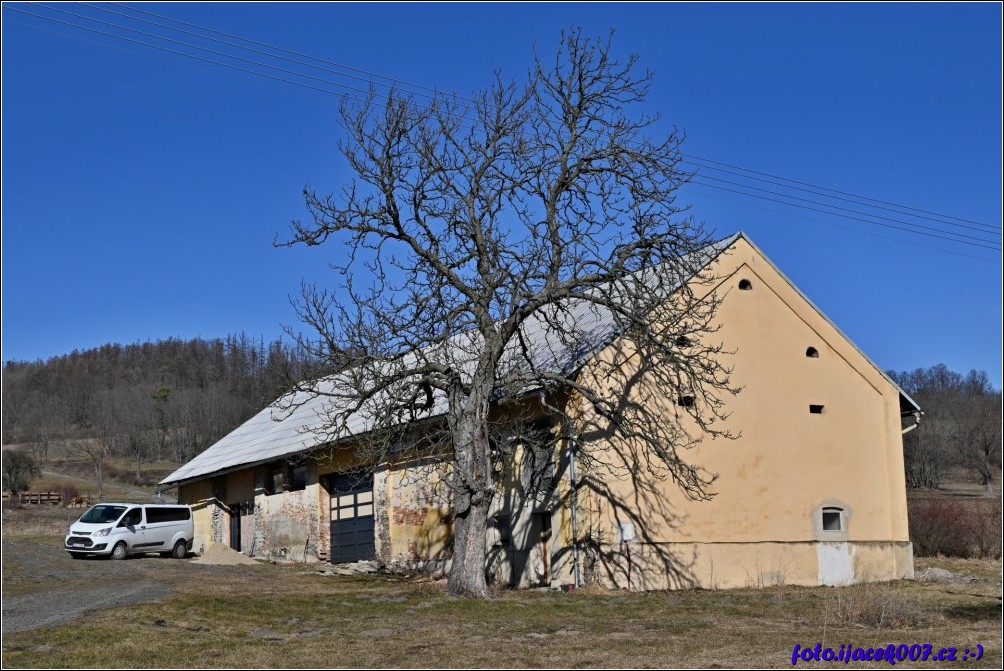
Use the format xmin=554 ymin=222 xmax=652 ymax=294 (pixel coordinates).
xmin=575 ymin=237 xmax=912 ymax=585
xmin=178 ymin=479 xmax=217 ymax=553
xmin=587 ymin=540 xmax=914 ymax=591
xmin=385 ymin=459 xmax=453 ymax=561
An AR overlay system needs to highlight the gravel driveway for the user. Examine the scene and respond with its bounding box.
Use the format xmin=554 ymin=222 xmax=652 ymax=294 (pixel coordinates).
xmin=2 ymin=540 xmax=254 ymax=634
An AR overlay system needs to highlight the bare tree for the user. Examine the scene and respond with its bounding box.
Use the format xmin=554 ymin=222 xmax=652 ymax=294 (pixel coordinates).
xmin=901 ymin=417 xmax=953 ymax=489
xmin=890 ymin=366 xmax=1001 ymax=493
xmin=952 ymin=393 xmax=1002 ymax=496
xmin=118 ymin=388 xmax=154 ymax=481
xmin=87 ymin=396 xmax=118 ymax=501
xmin=280 ymin=29 xmax=737 ymax=597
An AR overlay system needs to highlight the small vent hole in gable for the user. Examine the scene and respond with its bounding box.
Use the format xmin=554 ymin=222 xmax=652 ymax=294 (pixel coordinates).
xmin=806 ymin=347 xmax=819 ymax=358
xmin=738 ymin=279 xmax=753 ymax=290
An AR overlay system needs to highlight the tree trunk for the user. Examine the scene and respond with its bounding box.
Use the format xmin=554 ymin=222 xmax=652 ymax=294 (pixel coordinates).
xmin=94 ymin=459 xmax=104 ymax=501
xmin=446 ymin=381 xmax=495 ymax=598
xmin=448 ymin=488 xmax=492 ymax=597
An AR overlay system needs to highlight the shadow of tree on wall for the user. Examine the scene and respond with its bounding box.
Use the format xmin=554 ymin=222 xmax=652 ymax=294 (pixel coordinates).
xmin=557 ymin=304 xmax=738 ymax=590
xmin=312 ymin=267 xmax=738 ymax=589
xmin=383 ymin=321 xmax=730 ymax=590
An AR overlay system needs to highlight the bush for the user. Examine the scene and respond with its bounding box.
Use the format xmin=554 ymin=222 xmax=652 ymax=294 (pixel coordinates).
xmin=2 ymin=449 xmax=41 ymax=495
xmin=55 ymin=484 xmax=80 ymax=501
xmin=973 ymin=501 xmax=1002 ymax=560
xmin=909 ymin=497 xmax=1001 ymax=559
xmin=101 ymin=462 xmax=119 ymax=480
xmin=130 ymin=474 xmax=153 ymax=487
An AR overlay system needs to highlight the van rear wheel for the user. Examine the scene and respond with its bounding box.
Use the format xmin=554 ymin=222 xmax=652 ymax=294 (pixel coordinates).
xmin=171 ymin=540 xmax=187 ymax=559
xmin=111 ymin=542 xmax=128 ymax=560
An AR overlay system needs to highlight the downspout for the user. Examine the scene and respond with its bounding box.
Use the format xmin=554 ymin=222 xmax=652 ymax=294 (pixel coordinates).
xmin=901 ymin=411 xmax=922 ymax=435
xmin=568 ymin=431 xmax=581 ymax=589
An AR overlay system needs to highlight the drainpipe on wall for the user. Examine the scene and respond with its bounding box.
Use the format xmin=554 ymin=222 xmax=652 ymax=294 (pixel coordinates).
xmin=568 ymin=431 xmax=581 ymax=589
xmin=901 ymin=411 xmax=923 ymax=435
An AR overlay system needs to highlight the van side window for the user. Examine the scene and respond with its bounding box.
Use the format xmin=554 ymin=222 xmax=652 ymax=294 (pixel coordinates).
xmin=121 ymin=509 xmax=143 ymax=526
xmin=145 ymin=507 xmax=192 ymax=524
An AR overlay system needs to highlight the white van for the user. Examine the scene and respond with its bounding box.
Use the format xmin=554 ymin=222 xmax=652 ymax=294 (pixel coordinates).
xmin=65 ymin=503 xmax=194 ymax=560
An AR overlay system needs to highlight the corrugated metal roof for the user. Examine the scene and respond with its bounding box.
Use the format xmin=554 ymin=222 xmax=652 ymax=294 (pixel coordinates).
xmin=160 ymin=235 xmax=738 ymax=487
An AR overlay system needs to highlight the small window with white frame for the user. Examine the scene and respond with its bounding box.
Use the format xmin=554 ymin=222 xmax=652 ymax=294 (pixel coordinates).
xmin=822 ymin=507 xmax=843 ymax=531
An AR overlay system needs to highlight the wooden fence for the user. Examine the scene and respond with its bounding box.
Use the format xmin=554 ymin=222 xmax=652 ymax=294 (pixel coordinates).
xmin=1 ymin=491 xmax=64 ymax=505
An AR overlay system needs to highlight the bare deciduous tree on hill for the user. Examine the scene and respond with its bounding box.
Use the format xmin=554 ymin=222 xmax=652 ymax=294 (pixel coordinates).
xmin=953 ymin=392 xmax=1002 ymax=497
xmin=889 ymin=365 xmax=1002 ymax=493
xmin=281 ymin=29 xmax=738 ymax=597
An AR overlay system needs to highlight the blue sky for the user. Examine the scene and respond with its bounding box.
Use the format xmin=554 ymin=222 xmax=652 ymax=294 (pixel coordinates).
xmin=2 ymin=3 xmax=1001 ymax=386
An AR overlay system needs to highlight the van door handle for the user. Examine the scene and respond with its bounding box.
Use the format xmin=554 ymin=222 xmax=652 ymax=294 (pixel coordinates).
xmin=140 ymin=526 xmax=146 ymax=529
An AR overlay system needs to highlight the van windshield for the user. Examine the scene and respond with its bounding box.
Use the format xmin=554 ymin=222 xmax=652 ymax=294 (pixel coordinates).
xmin=79 ymin=505 xmax=128 ymax=524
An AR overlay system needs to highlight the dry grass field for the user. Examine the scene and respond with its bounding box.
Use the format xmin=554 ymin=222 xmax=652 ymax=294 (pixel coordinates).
xmin=1 ymin=506 xmax=1000 ymax=669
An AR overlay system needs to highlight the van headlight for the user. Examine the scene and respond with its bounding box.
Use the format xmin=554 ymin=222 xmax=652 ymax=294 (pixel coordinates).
xmin=94 ymin=527 xmax=112 ymax=537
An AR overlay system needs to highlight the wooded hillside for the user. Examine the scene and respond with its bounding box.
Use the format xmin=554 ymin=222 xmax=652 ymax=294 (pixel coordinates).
xmin=2 ymin=335 xmax=335 ymax=479
xmin=888 ymin=364 xmax=1001 ymax=493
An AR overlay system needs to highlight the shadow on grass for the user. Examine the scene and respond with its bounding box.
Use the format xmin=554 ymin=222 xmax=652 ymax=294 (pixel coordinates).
xmin=945 ymin=600 xmax=1003 ymax=622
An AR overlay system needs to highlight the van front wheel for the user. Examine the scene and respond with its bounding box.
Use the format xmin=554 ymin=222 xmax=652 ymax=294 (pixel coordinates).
xmin=111 ymin=542 xmax=128 ymax=560
xmin=171 ymin=540 xmax=187 ymax=559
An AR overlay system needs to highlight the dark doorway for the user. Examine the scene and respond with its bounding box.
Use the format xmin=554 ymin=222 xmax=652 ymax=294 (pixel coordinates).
xmin=229 ymin=505 xmax=241 ymax=551
xmin=229 ymin=501 xmax=254 ymax=553
xmin=328 ymin=472 xmax=376 ymax=564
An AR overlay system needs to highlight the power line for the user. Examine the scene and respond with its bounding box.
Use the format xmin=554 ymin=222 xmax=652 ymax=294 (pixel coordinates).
xmin=680 ymin=157 xmax=1000 ymax=236
xmin=681 ymin=153 xmax=995 ymax=230
xmin=79 ymin=2 xmax=474 ymax=112
xmin=6 ymin=3 xmax=997 ymax=256
xmin=692 ymin=174 xmax=999 ymax=247
xmin=82 ymin=3 xmax=1000 ymax=236
xmin=1 ymin=16 xmax=344 ymax=106
xmin=104 ymin=1 xmax=476 ymax=105
xmin=10 ymin=3 xmax=481 ymax=133
xmin=690 ymin=179 xmax=999 ymax=251
xmin=4 ymin=4 xmax=394 ymax=110
xmin=683 ymin=186 xmax=998 ymax=264
xmin=26 ymin=2 xmax=390 ymax=101
xmin=105 ymin=1 xmax=995 ymax=235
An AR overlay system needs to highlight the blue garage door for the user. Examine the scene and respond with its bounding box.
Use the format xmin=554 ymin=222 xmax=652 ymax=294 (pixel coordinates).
xmin=329 ymin=472 xmax=375 ymax=564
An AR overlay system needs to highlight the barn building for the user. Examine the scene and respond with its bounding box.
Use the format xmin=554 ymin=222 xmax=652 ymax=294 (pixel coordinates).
xmin=159 ymin=233 xmax=919 ymax=589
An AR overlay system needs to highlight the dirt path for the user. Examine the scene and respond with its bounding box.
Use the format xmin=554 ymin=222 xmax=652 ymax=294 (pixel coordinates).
xmin=3 ymin=582 xmax=172 ymax=635
xmin=1 ymin=540 xmax=253 ymax=634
